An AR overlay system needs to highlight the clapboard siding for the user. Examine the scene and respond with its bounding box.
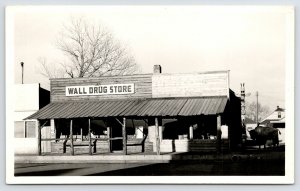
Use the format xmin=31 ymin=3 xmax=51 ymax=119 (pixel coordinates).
xmin=152 ymin=72 xmax=229 ymax=98
xmin=50 ymin=74 xmax=152 ymax=102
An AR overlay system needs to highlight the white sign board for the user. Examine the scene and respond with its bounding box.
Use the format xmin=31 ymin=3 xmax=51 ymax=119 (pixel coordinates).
xmin=65 ymin=84 xmax=135 ymax=96
xmin=152 ymin=72 xmax=229 ymax=98
xmin=14 ymin=84 xmax=40 ymax=111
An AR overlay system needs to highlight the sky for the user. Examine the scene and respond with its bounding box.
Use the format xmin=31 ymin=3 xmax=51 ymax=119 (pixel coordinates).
xmin=12 ymin=6 xmax=291 ymax=111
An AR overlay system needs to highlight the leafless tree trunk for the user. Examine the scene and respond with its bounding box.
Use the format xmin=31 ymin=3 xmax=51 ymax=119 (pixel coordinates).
xmin=246 ymin=101 xmax=271 ymax=122
xmin=39 ymin=17 xmax=138 ymax=78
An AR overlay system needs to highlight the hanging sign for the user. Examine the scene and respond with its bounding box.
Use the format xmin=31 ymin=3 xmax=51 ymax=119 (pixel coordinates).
xmin=65 ymin=84 xmax=135 ymax=96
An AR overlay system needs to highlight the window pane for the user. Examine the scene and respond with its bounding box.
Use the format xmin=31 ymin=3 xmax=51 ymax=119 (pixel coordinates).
xmin=25 ymin=121 xmax=36 ymax=138
xmin=14 ymin=121 xmax=24 ymax=138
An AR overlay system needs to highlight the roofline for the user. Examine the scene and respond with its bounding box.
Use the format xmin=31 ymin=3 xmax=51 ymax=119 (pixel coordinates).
xmin=25 ymin=96 xmax=229 ymax=120
xmin=49 ymin=73 xmax=153 ymax=81
xmin=49 ymin=95 xmax=229 ymax=103
xmin=49 ymin=70 xmax=230 ymax=81
xmin=259 ymin=110 xmax=285 ymax=123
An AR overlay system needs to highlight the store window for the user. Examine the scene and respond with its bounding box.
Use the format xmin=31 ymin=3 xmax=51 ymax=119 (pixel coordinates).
xmin=14 ymin=121 xmax=36 ymax=138
xmin=278 ymin=112 xmax=281 ymax=118
xmin=25 ymin=121 xmax=36 ymax=138
xmin=14 ymin=121 xmax=24 ymax=138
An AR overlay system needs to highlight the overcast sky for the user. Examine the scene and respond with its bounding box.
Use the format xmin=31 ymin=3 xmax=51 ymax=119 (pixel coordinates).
xmin=12 ymin=6 xmax=290 ymax=111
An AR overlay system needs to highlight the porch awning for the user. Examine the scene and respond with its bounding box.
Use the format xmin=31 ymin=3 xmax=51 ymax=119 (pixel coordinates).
xmin=26 ymin=97 xmax=228 ymax=120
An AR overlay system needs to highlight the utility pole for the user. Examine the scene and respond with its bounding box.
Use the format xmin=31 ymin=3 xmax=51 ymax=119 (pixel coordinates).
xmin=240 ymin=83 xmax=246 ymax=125
xmin=256 ymin=91 xmax=259 ymax=124
xmin=20 ymin=62 xmax=24 ymax=84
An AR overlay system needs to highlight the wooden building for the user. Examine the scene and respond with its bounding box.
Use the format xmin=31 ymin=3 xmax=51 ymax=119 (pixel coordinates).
xmin=26 ymin=65 xmax=242 ymax=155
xmin=260 ymin=106 xmax=285 ymax=144
xmin=14 ymin=83 xmax=50 ymax=154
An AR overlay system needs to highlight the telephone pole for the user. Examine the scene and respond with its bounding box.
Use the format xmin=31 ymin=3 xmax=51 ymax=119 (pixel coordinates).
xmin=256 ymin=91 xmax=259 ymax=124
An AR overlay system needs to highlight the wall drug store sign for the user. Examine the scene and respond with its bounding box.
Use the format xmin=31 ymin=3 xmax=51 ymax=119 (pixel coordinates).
xmin=65 ymin=84 xmax=135 ymax=96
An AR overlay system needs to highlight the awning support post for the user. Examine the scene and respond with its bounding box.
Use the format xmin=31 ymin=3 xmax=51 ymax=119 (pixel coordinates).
xmin=122 ymin=117 xmax=127 ymax=155
xmin=70 ymin=119 xmax=74 ymax=156
xmin=88 ymin=118 xmax=92 ymax=155
xmin=159 ymin=125 xmax=163 ymax=142
xmin=37 ymin=120 xmax=41 ymax=156
xmin=217 ymin=115 xmax=222 ymax=154
xmin=189 ymin=126 xmax=194 ymax=140
xmin=155 ymin=117 xmax=160 ymax=155
xmin=107 ymin=126 xmax=111 ymax=153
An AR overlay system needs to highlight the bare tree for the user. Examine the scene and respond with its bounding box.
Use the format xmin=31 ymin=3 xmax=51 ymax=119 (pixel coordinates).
xmin=39 ymin=17 xmax=138 ymax=78
xmin=245 ymin=101 xmax=271 ymax=122
xmin=37 ymin=57 xmax=65 ymax=78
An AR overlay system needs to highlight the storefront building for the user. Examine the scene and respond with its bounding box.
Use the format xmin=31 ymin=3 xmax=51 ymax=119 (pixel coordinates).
xmin=27 ymin=65 xmax=242 ymax=155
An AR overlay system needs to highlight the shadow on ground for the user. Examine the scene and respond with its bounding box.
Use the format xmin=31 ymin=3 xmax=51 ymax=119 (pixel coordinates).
xmin=14 ymin=146 xmax=285 ymax=176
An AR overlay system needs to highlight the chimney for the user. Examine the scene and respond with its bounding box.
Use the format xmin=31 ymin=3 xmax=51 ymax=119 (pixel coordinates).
xmin=153 ymin=65 xmax=162 ymax=74
xmin=277 ymin=106 xmax=279 ymax=109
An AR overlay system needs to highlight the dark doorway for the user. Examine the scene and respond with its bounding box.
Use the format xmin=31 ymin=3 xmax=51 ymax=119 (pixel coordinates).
xmin=109 ymin=119 xmax=123 ymax=151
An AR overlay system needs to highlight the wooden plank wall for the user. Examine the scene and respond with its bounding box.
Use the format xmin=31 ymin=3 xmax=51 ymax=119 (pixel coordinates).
xmin=50 ymin=74 xmax=152 ymax=102
xmin=152 ymin=71 xmax=229 ymax=98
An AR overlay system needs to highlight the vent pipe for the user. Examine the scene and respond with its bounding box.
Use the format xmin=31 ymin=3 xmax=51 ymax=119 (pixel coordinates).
xmin=153 ymin=65 xmax=162 ymax=74
xmin=20 ymin=62 xmax=24 ymax=84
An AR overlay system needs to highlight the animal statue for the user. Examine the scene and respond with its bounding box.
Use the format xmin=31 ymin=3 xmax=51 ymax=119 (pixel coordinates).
xmin=248 ymin=126 xmax=281 ymax=149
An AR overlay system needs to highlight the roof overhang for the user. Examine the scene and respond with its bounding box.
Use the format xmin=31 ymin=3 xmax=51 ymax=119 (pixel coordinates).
xmin=25 ymin=97 xmax=228 ymax=120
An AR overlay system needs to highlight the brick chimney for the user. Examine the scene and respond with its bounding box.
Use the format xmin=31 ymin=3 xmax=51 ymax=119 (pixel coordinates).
xmin=153 ymin=65 xmax=162 ymax=74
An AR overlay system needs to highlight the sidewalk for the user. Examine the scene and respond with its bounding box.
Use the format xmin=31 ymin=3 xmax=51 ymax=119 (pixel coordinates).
xmin=15 ymin=148 xmax=285 ymax=164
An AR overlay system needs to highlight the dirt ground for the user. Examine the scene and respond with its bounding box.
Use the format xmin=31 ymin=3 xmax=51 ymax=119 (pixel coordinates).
xmin=15 ymin=146 xmax=285 ymax=176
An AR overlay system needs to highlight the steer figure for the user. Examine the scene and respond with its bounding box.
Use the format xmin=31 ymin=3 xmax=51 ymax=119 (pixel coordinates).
xmin=249 ymin=126 xmax=280 ymax=149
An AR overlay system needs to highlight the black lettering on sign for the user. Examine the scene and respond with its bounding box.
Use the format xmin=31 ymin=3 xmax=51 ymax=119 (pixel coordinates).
xmin=67 ymin=84 xmax=134 ymax=96
xmin=68 ymin=88 xmax=74 ymax=95
xmin=98 ymin=87 xmax=103 ymax=93
xmin=79 ymin=87 xmax=86 ymax=94
xmin=118 ymin=86 xmax=122 ymax=92
xmin=94 ymin=87 xmax=98 ymax=93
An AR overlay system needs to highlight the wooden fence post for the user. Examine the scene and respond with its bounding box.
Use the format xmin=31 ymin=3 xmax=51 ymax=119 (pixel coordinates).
xmin=155 ymin=117 xmax=160 ymax=155
xmin=217 ymin=115 xmax=222 ymax=153
xmin=37 ymin=120 xmax=41 ymax=156
xmin=70 ymin=119 xmax=74 ymax=155
xmin=88 ymin=118 xmax=92 ymax=155
xmin=107 ymin=126 xmax=111 ymax=153
xmin=122 ymin=117 xmax=127 ymax=155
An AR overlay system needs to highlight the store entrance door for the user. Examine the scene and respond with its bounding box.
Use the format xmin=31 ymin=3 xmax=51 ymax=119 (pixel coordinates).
xmin=110 ymin=122 xmax=123 ymax=152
